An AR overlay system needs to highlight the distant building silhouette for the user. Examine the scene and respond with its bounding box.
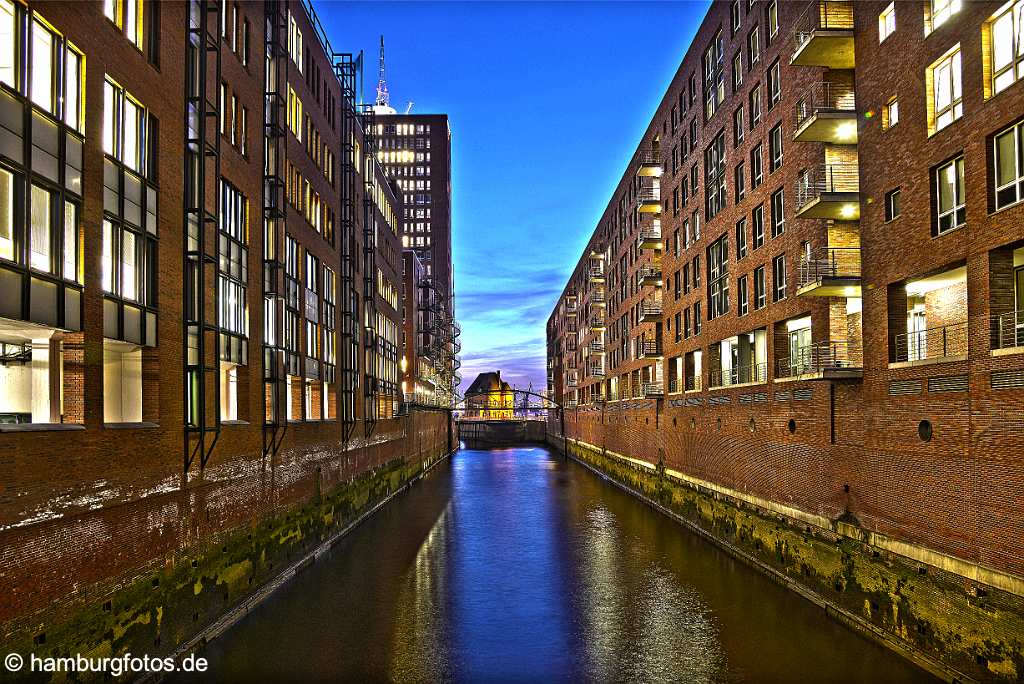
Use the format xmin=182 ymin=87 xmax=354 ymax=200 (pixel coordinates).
xmin=464 ymin=371 xmax=514 ymax=419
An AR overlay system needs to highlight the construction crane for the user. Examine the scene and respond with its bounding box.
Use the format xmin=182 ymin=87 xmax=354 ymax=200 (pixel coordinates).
xmin=404 ymin=101 xmax=414 ymax=114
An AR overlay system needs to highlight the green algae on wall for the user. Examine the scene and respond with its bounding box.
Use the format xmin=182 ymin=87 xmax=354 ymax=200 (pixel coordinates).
xmin=565 ymin=439 xmax=1024 ymax=684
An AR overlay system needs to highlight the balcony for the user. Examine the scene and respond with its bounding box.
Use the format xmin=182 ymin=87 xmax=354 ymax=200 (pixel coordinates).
xmin=636 ymin=185 xmax=661 ymax=214
xmin=685 ymin=375 xmax=703 ymax=392
xmin=791 ymin=1 xmax=855 ymax=69
xmin=565 ymin=358 xmax=578 ymax=370
xmin=590 ymin=315 xmax=606 ymax=331
xmin=636 ymin=148 xmax=662 ymax=177
xmin=565 ymin=298 xmax=578 ymax=314
xmin=668 ymin=377 xmax=679 ymax=393
xmin=566 ymin=376 xmax=578 ymax=388
xmin=777 ymin=340 xmax=863 ymax=380
xmin=993 ymin=311 xmax=1024 ymax=352
xmin=639 ymin=299 xmax=662 ymax=323
xmin=591 ymin=290 xmax=607 ymax=305
xmin=894 ymin=322 xmax=968 ymax=364
xmin=638 ymin=225 xmax=663 ymax=250
xmin=794 ymin=82 xmax=857 ymax=144
xmin=588 ymin=364 xmax=605 ymax=378
xmin=709 ymin=362 xmax=768 ymax=388
xmin=794 ymin=163 xmax=860 ymax=220
xmin=797 ymin=246 xmax=861 ymax=297
xmin=588 ymin=267 xmax=605 ymax=284
xmin=638 ymin=265 xmax=662 ymax=287
xmin=639 ymin=340 xmax=662 ymax=358
xmin=642 ymin=382 xmax=664 ymax=398
xmin=589 ymin=340 xmax=605 ymax=354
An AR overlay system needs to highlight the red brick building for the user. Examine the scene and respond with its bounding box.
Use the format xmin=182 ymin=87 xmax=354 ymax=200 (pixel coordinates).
xmin=0 ymin=0 xmax=452 ymax=657
xmin=548 ymin=0 xmax=1024 ymax=669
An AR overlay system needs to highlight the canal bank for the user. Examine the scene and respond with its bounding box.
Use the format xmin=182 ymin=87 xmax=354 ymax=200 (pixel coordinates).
xmin=171 ymin=445 xmax=932 ymax=683
xmin=550 ymin=435 xmax=1023 ymax=684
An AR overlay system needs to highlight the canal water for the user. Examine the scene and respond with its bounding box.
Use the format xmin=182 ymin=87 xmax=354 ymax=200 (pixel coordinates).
xmin=178 ymin=446 xmax=934 ymax=683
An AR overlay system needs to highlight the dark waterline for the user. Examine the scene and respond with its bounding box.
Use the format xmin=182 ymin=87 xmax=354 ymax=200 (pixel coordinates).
xmin=175 ymin=446 xmax=935 ymax=683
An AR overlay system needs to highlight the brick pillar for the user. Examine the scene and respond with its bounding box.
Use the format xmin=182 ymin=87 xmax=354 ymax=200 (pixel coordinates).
xmin=988 ymin=246 xmax=1015 ymax=350
xmin=886 ymin=283 xmax=908 ymax=363
xmin=142 ymin=346 xmax=160 ymax=423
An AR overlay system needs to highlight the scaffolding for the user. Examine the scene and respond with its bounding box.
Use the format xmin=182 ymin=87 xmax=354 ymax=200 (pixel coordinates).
xmin=182 ymin=0 xmax=223 ymax=475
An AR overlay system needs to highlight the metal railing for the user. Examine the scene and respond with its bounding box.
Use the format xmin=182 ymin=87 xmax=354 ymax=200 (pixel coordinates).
xmin=566 ymin=376 xmax=578 ymax=388
xmin=638 ymin=265 xmax=662 ymax=283
xmin=589 ymin=340 xmax=605 ymax=353
xmin=993 ymin=311 xmax=1024 ymax=350
xmin=642 ymin=382 xmax=664 ymax=398
xmin=588 ymin=365 xmax=605 ymax=378
xmin=640 ymin=299 xmax=663 ymax=319
xmin=798 ymin=246 xmax=861 ymax=287
xmin=589 ymin=266 xmax=605 ymax=279
xmin=685 ymin=375 xmax=703 ymax=392
xmin=795 ymin=163 xmax=860 ymax=212
xmin=893 ymin=321 xmax=968 ymax=363
xmin=638 ymin=225 xmax=662 ymax=245
xmin=637 ymin=187 xmax=661 ymax=205
xmin=637 ymin=148 xmax=661 ymax=166
xmin=795 ymin=81 xmax=856 ymax=129
xmin=591 ymin=291 xmax=607 ymax=304
xmin=668 ymin=377 xmax=679 ymax=393
xmin=590 ymin=315 xmax=606 ymax=328
xmin=708 ymin=362 xmax=768 ymax=388
xmin=565 ymin=300 xmax=578 ymax=313
xmin=639 ymin=340 xmax=662 ymax=357
xmin=776 ymin=340 xmax=863 ymax=377
xmin=793 ymin=1 xmax=854 ymax=53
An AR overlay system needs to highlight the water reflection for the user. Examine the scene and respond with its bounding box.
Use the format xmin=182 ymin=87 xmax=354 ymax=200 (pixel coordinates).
xmin=177 ymin=446 xmax=934 ymax=683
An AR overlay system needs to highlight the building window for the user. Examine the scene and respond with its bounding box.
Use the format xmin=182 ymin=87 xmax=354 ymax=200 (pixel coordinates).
xmin=767 ymin=60 xmax=781 ymax=109
xmin=703 ymin=31 xmax=725 ymax=120
xmin=704 ymin=131 xmax=727 ymax=220
xmin=752 ymin=204 xmax=764 ymax=249
xmin=219 ymin=180 xmax=248 ymax=341
xmin=737 ymin=275 xmax=748 ymax=316
xmin=750 ymin=85 xmax=762 ymax=128
xmin=105 ymin=0 xmax=143 ymax=49
xmin=995 ymin=120 xmax=1024 ymax=210
xmin=103 ymin=341 xmax=142 ymax=424
xmin=747 ymin=26 xmax=760 ymax=66
xmin=879 ymin=2 xmax=896 ymax=42
xmin=885 ymin=188 xmax=902 ymax=221
xmin=694 ymin=300 xmax=702 ymax=335
xmin=287 ymin=86 xmax=302 ymax=141
xmin=732 ymin=52 xmax=743 ymax=93
xmin=753 ymin=265 xmax=766 ymax=309
xmin=766 ymin=1 xmax=778 ymax=42
xmin=772 ymin=254 xmax=787 ymax=301
xmin=287 ymin=10 xmax=303 ymax=73
xmin=928 ymin=45 xmax=962 ymax=134
xmin=751 ymin=144 xmax=763 ymax=188
xmin=708 ymin=234 xmax=729 ymax=319
xmin=770 ymin=188 xmax=785 ymax=238
xmin=735 ymin=161 xmax=746 ymax=203
xmin=990 ymin=0 xmax=1024 ymax=96
xmin=935 ymin=156 xmax=965 ymax=234
xmin=103 ymin=78 xmax=148 ymax=174
xmin=731 ymin=0 xmax=742 ymax=33
xmin=929 ymin=0 xmax=961 ymax=32
xmin=733 ymin=106 xmax=744 ymax=145
xmin=768 ymin=123 xmax=783 ymax=171
xmin=735 ymin=217 xmax=747 ymax=259
xmin=883 ymin=96 xmax=900 ymax=130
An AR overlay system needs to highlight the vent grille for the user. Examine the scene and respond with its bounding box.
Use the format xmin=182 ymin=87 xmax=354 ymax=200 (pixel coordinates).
xmin=794 ymin=388 xmax=813 ymax=401
xmin=992 ymin=369 xmax=1024 ymax=390
xmin=685 ymin=397 xmax=704 ymax=406
xmin=889 ymin=379 xmax=922 ymax=396
xmin=752 ymin=392 xmax=768 ymax=403
xmin=708 ymin=395 xmax=731 ymax=406
xmin=928 ymin=375 xmax=968 ymax=393
xmin=774 ymin=391 xmax=792 ymax=402
xmin=739 ymin=393 xmax=752 ymax=404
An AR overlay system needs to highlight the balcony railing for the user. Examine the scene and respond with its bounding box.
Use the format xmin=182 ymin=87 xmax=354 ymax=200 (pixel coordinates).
xmin=588 ymin=365 xmax=605 ymax=378
xmin=565 ymin=300 xmax=578 ymax=313
xmin=566 ymin=376 xmax=578 ymax=388
xmin=639 ymin=299 xmax=662 ymax=321
xmin=794 ymin=81 xmax=857 ymax=143
xmin=792 ymin=1 xmax=855 ymax=68
xmin=591 ymin=291 xmax=606 ymax=305
xmin=590 ymin=315 xmax=606 ymax=329
xmin=685 ymin=375 xmax=703 ymax=392
xmin=795 ymin=163 xmax=860 ymax=215
xmin=798 ymin=247 xmax=861 ymax=288
xmin=708 ymin=362 xmax=768 ymax=388
xmin=638 ymin=225 xmax=662 ymax=249
xmin=589 ymin=340 xmax=605 ymax=353
xmin=993 ymin=311 xmax=1024 ymax=350
xmin=638 ymin=265 xmax=662 ymax=284
xmin=642 ymin=382 xmax=664 ymax=398
xmin=639 ymin=340 xmax=662 ymax=357
xmin=893 ymin=321 xmax=968 ymax=363
xmin=565 ymin=358 xmax=577 ymax=370
xmin=589 ymin=267 xmax=605 ymax=281
xmin=776 ymin=340 xmax=863 ymax=378
xmin=637 ymin=148 xmax=661 ymax=166
xmin=668 ymin=377 xmax=679 ymax=393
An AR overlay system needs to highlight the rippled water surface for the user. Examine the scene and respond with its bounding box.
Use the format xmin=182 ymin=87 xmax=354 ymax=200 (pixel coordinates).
xmin=178 ymin=446 xmax=934 ymax=683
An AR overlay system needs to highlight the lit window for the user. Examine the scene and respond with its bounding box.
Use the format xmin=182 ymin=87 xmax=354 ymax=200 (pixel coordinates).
xmin=64 ymin=48 xmax=82 ymax=131
xmin=929 ymin=46 xmax=962 ymax=133
xmin=106 ymin=0 xmax=143 ymax=48
xmin=0 ymin=167 xmax=12 ymax=262
xmin=287 ymin=11 xmax=303 ymax=73
xmin=930 ymin=0 xmax=961 ymax=31
xmin=766 ymin=1 xmax=778 ymax=41
xmin=104 ymin=78 xmax=147 ymax=174
xmin=935 ymin=156 xmax=965 ymax=234
xmin=63 ymin=201 xmax=78 ymax=282
xmin=30 ymin=20 xmax=54 ymax=114
xmin=994 ymin=120 xmax=1024 ymax=210
xmin=879 ymin=2 xmax=896 ymax=42
xmin=29 ymin=184 xmax=51 ymax=273
xmin=0 ymin=0 xmax=15 ymax=89
xmin=990 ymin=0 xmax=1024 ymax=95
xmin=883 ymin=96 xmax=900 ymax=130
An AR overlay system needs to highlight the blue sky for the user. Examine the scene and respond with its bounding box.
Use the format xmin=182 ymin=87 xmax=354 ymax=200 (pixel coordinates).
xmin=318 ymin=1 xmax=709 ymax=393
